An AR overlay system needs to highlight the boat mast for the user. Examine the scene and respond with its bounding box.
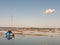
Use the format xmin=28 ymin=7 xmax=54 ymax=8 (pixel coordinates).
xmin=11 ymin=16 xmax=13 ymax=27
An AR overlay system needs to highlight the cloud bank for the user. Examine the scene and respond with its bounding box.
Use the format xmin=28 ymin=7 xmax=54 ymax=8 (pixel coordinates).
xmin=43 ymin=9 xmax=55 ymax=14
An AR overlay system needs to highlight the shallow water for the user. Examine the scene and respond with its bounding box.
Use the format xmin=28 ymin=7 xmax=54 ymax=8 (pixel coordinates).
xmin=0 ymin=34 xmax=60 ymax=45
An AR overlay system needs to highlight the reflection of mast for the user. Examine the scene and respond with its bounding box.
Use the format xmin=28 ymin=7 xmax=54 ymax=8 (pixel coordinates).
xmin=11 ymin=16 xmax=13 ymax=27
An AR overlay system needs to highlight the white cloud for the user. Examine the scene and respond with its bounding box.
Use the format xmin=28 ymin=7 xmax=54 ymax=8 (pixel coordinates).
xmin=43 ymin=8 xmax=55 ymax=14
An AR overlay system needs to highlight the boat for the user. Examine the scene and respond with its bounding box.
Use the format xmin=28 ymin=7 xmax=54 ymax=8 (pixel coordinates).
xmin=6 ymin=31 xmax=14 ymax=40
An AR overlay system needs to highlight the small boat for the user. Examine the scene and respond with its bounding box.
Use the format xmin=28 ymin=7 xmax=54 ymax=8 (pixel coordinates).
xmin=6 ymin=31 xmax=14 ymax=36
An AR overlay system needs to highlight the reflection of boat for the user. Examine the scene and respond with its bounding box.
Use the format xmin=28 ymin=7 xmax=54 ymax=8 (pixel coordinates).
xmin=6 ymin=35 xmax=14 ymax=40
xmin=6 ymin=31 xmax=15 ymax=40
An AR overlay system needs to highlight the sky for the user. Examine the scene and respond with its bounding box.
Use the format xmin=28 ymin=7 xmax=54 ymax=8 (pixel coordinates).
xmin=0 ymin=0 xmax=60 ymax=28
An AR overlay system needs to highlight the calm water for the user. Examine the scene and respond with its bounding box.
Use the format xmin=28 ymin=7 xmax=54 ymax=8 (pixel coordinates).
xmin=0 ymin=34 xmax=60 ymax=45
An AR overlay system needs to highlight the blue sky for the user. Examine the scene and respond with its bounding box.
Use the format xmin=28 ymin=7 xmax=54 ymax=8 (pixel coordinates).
xmin=0 ymin=0 xmax=60 ymax=28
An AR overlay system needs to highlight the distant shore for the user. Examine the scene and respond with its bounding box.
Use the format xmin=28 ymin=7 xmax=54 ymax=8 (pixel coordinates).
xmin=0 ymin=27 xmax=60 ymax=37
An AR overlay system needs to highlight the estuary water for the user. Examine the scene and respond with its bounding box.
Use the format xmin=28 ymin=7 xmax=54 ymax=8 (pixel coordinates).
xmin=0 ymin=33 xmax=60 ymax=45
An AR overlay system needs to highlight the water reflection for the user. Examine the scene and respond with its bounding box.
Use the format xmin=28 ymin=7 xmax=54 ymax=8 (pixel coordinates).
xmin=6 ymin=35 xmax=15 ymax=40
xmin=43 ymin=43 xmax=48 ymax=45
